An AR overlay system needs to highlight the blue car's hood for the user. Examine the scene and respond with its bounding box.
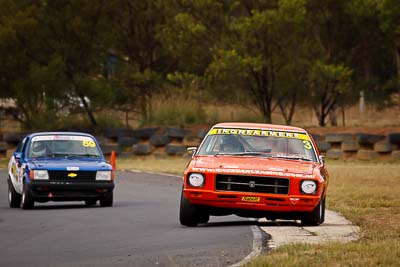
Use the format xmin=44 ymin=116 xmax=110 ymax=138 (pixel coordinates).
xmin=27 ymin=158 xmax=112 ymax=171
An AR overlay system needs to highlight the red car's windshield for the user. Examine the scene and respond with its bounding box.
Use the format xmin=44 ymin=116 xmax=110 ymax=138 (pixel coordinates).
xmin=197 ymin=128 xmax=317 ymax=162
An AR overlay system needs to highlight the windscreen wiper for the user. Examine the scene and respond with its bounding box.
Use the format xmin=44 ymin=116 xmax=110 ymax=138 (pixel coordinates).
xmin=270 ymin=155 xmax=313 ymax=161
xmin=45 ymin=153 xmax=70 ymax=158
xmin=66 ymin=154 xmax=101 ymax=159
xmin=214 ymin=151 xmax=271 ymax=157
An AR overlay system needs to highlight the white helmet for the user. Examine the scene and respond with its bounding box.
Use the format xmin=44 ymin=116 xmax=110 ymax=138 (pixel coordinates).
xmin=31 ymin=141 xmax=46 ymax=157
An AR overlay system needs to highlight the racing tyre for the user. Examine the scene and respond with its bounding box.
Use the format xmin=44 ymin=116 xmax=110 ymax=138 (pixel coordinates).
xmin=100 ymin=192 xmax=113 ymax=207
xmin=301 ymin=197 xmax=325 ymax=226
xmin=21 ymin=183 xmax=34 ymax=210
xmin=197 ymin=207 xmax=210 ymax=224
xmin=8 ymin=178 xmax=21 ymax=208
xmin=179 ymin=189 xmax=200 ymax=227
xmin=85 ymin=199 xmax=97 ymax=206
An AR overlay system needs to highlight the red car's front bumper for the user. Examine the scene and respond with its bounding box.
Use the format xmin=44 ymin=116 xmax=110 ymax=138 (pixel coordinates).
xmin=184 ymin=188 xmax=321 ymax=213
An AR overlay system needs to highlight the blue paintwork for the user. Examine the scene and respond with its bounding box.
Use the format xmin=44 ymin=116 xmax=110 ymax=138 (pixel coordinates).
xmin=16 ymin=132 xmax=112 ymax=183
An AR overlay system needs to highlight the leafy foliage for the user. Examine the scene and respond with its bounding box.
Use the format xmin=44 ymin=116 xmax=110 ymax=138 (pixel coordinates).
xmin=0 ymin=0 xmax=398 ymax=129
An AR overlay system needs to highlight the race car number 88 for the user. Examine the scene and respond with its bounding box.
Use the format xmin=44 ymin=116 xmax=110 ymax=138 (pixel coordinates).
xmin=82 ymin=140 xmax=96 ymax=147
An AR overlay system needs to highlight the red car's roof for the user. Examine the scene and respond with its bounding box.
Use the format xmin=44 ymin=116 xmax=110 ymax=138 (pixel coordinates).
xmin=213 ymin=122 xmax=307 ymax=133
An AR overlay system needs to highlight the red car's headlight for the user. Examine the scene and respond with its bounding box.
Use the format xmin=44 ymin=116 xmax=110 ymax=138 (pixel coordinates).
xmin=188 ymin=173 xmax=205 ymax=187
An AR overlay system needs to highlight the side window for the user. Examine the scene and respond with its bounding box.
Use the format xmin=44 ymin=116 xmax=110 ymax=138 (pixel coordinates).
xmin=15 ymin=137 xmax=27 ymax=153
xmin=21 ymin=137 xmax=30 ymax=156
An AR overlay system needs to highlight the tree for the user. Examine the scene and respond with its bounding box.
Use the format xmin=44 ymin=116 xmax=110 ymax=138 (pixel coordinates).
xmin=207 ymin=0 xmax=310 ymax=123
xmin=0 ymin=0 xmax=112 ymax=129
xmin=308 ymin=61 xmax=352 ymax=127
xmin=104 ymin=0 xmax=171 ymax=123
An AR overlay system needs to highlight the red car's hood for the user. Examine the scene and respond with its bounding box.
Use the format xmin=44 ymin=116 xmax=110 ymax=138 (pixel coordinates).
xmin=192 ymin=155 xmax=316 ymax=178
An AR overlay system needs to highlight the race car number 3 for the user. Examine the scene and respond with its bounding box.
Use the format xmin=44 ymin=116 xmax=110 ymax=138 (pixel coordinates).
xmin=241 ymin=196 xmax=260 ymax=202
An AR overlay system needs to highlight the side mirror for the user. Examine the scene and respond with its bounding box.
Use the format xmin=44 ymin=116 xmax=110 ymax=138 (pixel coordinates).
xmin=13 ymin=152 xmax=22 ymax=164
xmin=187 ymin=147 xmax=197 ymax=157
xmin=319 ymin=155 xmax=325 ymax=166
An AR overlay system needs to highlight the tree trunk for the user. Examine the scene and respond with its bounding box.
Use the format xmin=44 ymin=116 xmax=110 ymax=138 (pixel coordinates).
xmin=329 ymin=105 xmax=338 ymax=126
xmin=395 ymin=45 xmax=400 ymax=88
xmin=261 ymin=105 xmax=272 ymax=124
xmin=278 ymin=93 xmax=297 ymax=125
xmin=78 ymin=94 xmax=97 ymax=127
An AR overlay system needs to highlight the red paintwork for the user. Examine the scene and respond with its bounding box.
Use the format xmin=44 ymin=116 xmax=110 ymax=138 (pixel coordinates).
xmin=183 ymin=123 xmax=329 ymax=216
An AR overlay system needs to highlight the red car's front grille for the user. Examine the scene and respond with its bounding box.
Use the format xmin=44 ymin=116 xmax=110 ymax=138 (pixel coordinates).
xmin=215 ymin=174 xmax=289 ymax=195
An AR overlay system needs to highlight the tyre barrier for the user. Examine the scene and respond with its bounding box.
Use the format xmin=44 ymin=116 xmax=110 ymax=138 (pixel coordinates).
xmin=357 ymin=150 xmax=378 ymax=160
xmin=118 ymin=137 xmax=139 ymax=147
xmin=325 ymin=133 xmax=354 ymax=143
xmin=102 ymin=128 xmax=133 ymax=141
xmin=311 ymin=134 xmax=322 ymax=142
xmin=183 ymin=137 xmax=202 ymax=147
xmin=316 ymin=141 xmax=331 ymax=153
xmin=356 ymin=133 xmax=385 ymax=146
xmin=0 ymin=141 xmax=8 ymax=152
xmin=94 ymin=136 xmax=108 ymax=145
xmin=165 ymin=144 xmax=187 ymax=156
xmin=326 ymin=149 xmax=343 ymax=159
xmin=132 ymin=144 xmax=153 ymax=155
xmin=341 ymin=141 xmax=360 ymax=152
xmin=166 ymin=127 xmax=191 ymax=139
xmin=388 ymin=133 xmax=400 ymax=145
xmin=132 ymin=127 xmax=160 ymax=139
xmin=100 ymin=144 xmax=121 ymax=155
xmin=392 ymin=150 xmax=400 ymax=159
xmin=197 ymin=129 xmax=209 ymax=140
xmin=373 ymin=141 xmax=392 ymax=153
xmin=150 ymin=134 xmax=171 ymax=147
xmin=1 ymin=129 xmax=400 ymax=161
xmin=3 ymin=132 xmax=25 ymax=146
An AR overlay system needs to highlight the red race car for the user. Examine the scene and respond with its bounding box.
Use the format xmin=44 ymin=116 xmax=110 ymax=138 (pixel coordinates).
xmin=180 ymin=123 xmax=329 ymax=226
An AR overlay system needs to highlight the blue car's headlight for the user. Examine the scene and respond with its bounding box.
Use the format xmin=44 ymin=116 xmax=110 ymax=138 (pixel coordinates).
xmin=31 ymin=170 xmax=49 ymax=180
xmin=96 ymin=171 xmax=112 ymax=181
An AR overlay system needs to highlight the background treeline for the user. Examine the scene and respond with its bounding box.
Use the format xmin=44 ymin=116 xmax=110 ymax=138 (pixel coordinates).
xmin=0 ymin=0 xmax=399 ymax=130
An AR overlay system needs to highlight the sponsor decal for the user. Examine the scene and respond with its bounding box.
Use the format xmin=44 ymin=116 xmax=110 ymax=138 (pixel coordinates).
xmin=192 ymin=167 xmax=314 ymax=179
xmin=290 ymin=198 xmax=300 ymax=205
xmin=209 ymin=128 xmax=310 ymax=141
xmin=242 ymin=196 xmax=260 ymax=202
xmin=32 ymin=135 xmax=95 ymax=142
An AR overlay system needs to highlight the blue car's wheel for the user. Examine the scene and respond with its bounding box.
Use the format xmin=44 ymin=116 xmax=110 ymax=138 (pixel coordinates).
xmin=8 ymin=177 xmax=21 ymax=208
xmin=21 ymin=183 xmax=34 ymax=210
xmin=100 ymin=192 xmax=113 ymax=207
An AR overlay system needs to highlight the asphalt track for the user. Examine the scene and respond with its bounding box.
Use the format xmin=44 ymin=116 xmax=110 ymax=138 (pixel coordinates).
xmin=0 ymin=170 xmax=259 ymax=267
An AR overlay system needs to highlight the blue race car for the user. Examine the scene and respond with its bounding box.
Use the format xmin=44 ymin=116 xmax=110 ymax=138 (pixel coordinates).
xmin=7 ymin=132 xmax=115 ymax=209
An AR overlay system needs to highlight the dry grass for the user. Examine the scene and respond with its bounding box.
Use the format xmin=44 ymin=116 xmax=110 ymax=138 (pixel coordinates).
xmin=114 ymin=157 xmax=400 ymax=267
xmin=247 ymin=160 xmax=400 ymax=267
xmin=116 ymin=156 xmax=190 ymax=175
xmin=2 ymin=156 xmax=399 ymax=266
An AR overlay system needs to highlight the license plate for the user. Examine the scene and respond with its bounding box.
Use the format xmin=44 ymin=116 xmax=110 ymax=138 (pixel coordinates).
xmin=241 ymin=196 xmax=260 ymax=202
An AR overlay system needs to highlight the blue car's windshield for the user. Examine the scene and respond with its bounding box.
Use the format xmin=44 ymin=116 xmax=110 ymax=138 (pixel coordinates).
xmin=27 ymin=135 xmax=101 ymax=159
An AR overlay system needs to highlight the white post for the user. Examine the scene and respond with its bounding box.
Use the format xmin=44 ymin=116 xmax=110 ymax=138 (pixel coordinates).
xmin=359 ymin=91 xmax=365 ymax=114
